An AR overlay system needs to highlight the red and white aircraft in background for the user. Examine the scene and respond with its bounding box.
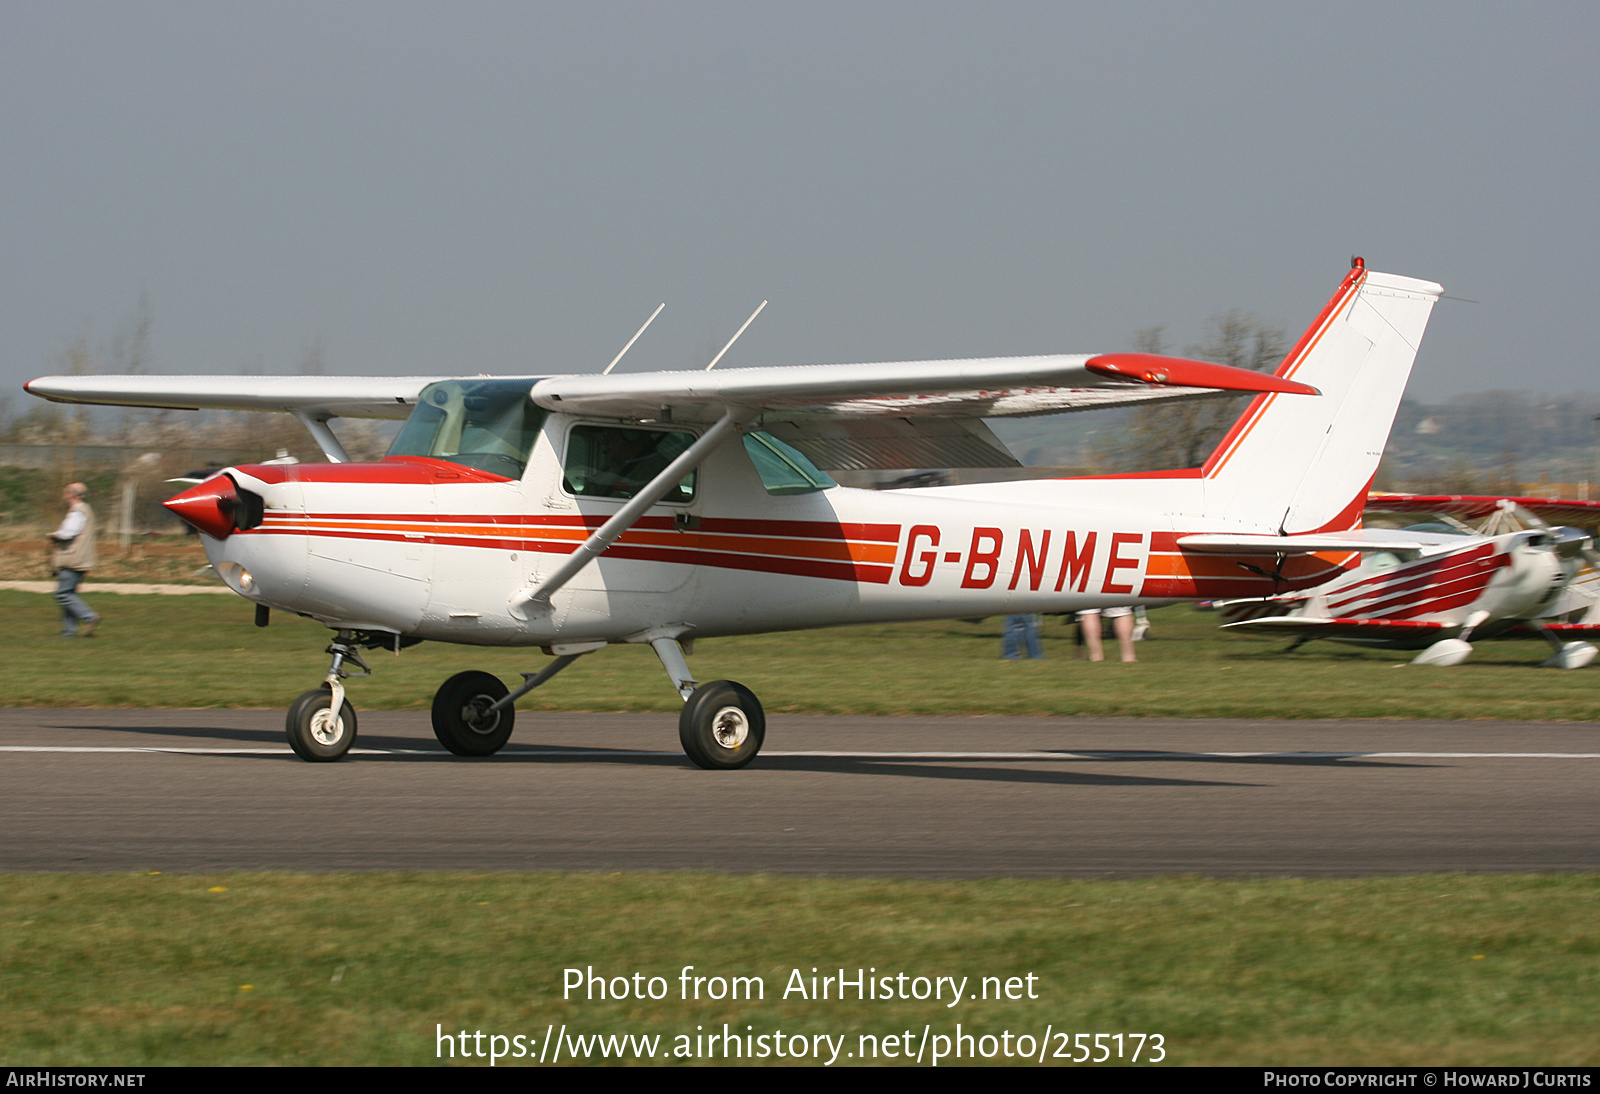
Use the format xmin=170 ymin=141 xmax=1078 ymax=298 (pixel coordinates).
xmin=25 ymin=260 xmax=1440 ymax=764
xmin=1217 ymin=494 xmax=1600 ymax=667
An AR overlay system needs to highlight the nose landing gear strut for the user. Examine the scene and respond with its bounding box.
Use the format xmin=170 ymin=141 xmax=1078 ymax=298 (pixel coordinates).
xmin=284 ymin=631 xmax=371 ymax=762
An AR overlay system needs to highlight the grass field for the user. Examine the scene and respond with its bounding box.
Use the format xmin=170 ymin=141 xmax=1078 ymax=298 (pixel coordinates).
xmin=3 ymin=588 xmax=1597 ymax=720
xmin=3 ymin=873 xmax=1598 ymax=1067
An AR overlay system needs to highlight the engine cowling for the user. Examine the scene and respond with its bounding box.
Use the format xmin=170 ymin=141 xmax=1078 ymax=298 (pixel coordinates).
xmin=163 ymin=474 xmax=264 ymax=539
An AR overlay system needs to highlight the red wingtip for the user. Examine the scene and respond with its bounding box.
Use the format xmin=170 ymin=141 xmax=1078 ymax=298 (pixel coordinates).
xmin=163 ymin=476 xmax=240 ymax=539
xmin=1085 ymin=353 xmax=1320 ymax=397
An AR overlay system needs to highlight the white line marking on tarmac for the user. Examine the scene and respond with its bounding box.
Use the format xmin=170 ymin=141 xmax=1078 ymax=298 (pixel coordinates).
xmin=4 ymin=746 xmax=1600 ymax=760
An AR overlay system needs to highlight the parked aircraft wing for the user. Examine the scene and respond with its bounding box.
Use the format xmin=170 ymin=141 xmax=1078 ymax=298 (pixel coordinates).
xmin=22 ymin=374 xmax=454 ymax=419
xmin=1511 ymin=622 xmax=1600 ymax=639
xmin=1367 ymin=493 xmax=1600 ymax=528
xmin=1176 ymin=530 xmax=1432 ymax=555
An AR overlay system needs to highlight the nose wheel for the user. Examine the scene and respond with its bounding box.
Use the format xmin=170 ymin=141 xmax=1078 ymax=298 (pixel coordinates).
xmin=285 ymin=631 xmax=372 ymax=762
xmin=286 ymin=686 xmax=358 ymax=762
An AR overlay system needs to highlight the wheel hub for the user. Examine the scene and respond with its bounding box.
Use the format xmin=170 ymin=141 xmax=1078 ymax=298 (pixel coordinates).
xmin=309 ymin=708 xmax=343 ymax=747
xmin=710 ymin=706 xmax=749 ymax=749
xmin=460 ymin=698 xmax=501 ymax=735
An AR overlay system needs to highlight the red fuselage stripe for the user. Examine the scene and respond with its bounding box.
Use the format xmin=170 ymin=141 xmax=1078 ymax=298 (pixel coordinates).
xmin=261 ymin=512 xmax=899 ymax=542
xmin=255 ymin=525 xmax=897 ymax=584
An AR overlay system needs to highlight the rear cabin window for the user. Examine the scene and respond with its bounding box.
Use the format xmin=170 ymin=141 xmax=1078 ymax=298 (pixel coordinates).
xmin=387 ymin=378 xmax=545 ymax=478
xmin=742 ymin=432 xmax=836 ymax=495
xmin=563 ymin=425 xmax=697 ymax=503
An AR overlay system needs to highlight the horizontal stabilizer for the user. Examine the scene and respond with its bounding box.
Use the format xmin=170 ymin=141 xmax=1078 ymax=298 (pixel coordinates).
xmin=1177 ymin=530 xmax=1432 ymax=555
xmin=1223 ymin=616 xmax=1447 ymax=640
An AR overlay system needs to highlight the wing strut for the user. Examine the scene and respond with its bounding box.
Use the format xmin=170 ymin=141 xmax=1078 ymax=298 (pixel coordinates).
xmin=292 ymin=411 xmax=352 ymax=463
xmin=527 ymin=411 xmax=743 ymax=606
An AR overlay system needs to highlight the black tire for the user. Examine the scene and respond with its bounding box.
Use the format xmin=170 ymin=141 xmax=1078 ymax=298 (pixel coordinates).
xmin=432 ymin=671 xmax=515 ymax=756
xmin=678 ymin=680 xmax=764 ymax=770
xmin=285 ymin=687 xmax=357 ymax=762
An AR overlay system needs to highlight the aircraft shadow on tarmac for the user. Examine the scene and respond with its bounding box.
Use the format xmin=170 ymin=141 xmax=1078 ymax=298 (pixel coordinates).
xmin=713 ymin=756 xmax=1253 ymax=788
xmin=53 ymin=720 xmax=429 ymax=752
xmin=288 ymin=750 xmax=1261 ymax=789
xmin=42 ymin=726 xmax=1255 ymax=786
xmin=46 ymin=723 xmax=1429 ymax=785
xmin=1051 ymin=749 xmax=1428 ymax=770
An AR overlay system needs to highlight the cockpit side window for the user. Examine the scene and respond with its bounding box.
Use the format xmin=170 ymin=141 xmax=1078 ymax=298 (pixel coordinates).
xmin=563 ymin=425 xmax=697 ymax=502
xmin=387 ymin=379 xmax=546 ymax=478
xmin=742 ymin=432 xmax=836 ymax=495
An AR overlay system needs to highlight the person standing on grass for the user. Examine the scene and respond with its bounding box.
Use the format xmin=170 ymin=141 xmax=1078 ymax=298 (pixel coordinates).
xmin=1076 ymin=606 xmax=1137 ymax=662
xmin=49 ymin=482 xmax=100 ymax=638
xmin=1001 ymin=613 xmax=1044 ymax=659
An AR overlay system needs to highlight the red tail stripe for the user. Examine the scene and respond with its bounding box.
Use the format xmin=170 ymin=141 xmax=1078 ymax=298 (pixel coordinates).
xmin=1201 ymin=267 xmax=1368 ymax=478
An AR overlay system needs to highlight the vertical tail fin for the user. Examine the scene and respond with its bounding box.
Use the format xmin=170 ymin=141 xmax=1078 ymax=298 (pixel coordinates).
xmin=1199 ymin=262 xmax=1442 ymax=533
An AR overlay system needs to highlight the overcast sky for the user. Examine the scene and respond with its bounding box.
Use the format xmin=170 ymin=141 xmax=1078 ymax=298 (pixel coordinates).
xmin=3 ymin=2 xmax=1595 ymax=409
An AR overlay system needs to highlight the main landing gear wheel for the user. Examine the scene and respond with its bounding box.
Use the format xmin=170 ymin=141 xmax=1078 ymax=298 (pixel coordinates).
xmin=679 ymin=680 xmax=764 ymax=770
xmin=432 ymin=671 xmax=516 ymax=756
xmin=286 ymin=687 xmax=358 ymax=762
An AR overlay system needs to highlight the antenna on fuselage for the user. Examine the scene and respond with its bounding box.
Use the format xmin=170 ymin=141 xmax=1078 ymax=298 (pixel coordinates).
xmin=704 ymin=300 xmax=767 ymax=370
xmin=601 ymin=302 xmax=666 ymax=375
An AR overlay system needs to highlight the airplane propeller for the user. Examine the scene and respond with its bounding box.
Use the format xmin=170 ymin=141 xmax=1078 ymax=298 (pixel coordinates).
xmin=1508 ymin=501 xmax=1600 ymax=570
xmin=1504 ymin=502 xmax=1600 ymax=669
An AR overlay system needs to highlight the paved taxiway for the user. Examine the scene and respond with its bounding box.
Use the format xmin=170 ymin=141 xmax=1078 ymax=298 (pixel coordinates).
xmin=2 ymin=709 xmax=1597 ymax=875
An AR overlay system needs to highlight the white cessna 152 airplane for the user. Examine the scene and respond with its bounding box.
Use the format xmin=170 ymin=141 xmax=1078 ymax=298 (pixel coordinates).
xmin=25 ymin=260 xmax=1441 ymax=766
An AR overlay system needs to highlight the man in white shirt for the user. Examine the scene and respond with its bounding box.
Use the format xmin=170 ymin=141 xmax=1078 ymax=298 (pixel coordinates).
xmin=49 ymin=482 xmax=100 ymax=637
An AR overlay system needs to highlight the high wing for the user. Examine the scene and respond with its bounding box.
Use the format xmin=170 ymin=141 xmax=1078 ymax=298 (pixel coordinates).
xmin=22 ymin=374 xmax=453 ymax=420
xmin=25 ymin=350 xmax=1315 ymax=472
xmin=531 ymin=352 xmax=1315 ymax=470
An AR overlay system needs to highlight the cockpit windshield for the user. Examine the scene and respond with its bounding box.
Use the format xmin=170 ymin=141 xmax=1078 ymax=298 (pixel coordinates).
xmin=387 ymin=379 xmax=546 ymax=478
